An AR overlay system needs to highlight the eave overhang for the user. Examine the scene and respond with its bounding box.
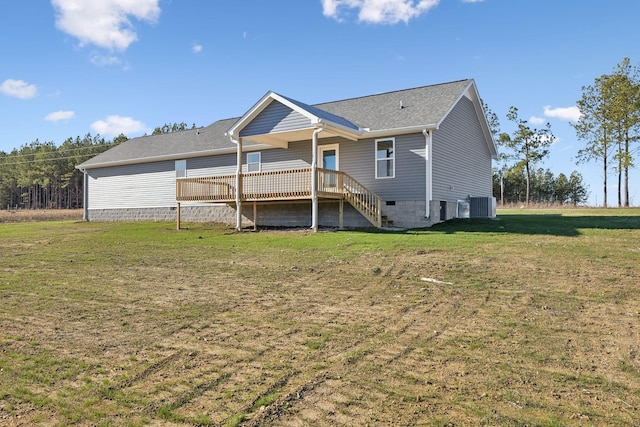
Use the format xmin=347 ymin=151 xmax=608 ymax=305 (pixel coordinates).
xmin=75 ymin=144 xmax=271 ymax=171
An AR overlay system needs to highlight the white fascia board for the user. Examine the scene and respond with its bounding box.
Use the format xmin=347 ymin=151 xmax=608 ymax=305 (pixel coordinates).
xmin=436 ymin=80 xmax=475 ymax=131
xmin=435 ymin=79 xmax=498 ymax=159
xmin=75 ymin=145 xmax=272 ymax=170
xmin=270 ymin=93 xmax=322 ymax=123
xmin=468 ymin=83 xmax=499 ymax=159
xmin=322 ymin=122 xmax=438 ymax=141
xmin=321 ymin=121 xmax=361 ymax=141
xmin=362 ymin=124 xmax=438 ymax=139
xmin=225 ymin=91 xmax=279 ymax=138
xmin=226 ymin=91 xmax=321 ymax=139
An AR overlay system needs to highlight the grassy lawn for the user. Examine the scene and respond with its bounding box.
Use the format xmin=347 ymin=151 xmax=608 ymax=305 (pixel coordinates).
xmin=0 ymin=209 xmax=639 ymax=426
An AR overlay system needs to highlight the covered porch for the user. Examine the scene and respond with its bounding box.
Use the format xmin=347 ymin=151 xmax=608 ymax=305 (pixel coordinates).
xmin=175 ymin=90 xmax=385 ymax=231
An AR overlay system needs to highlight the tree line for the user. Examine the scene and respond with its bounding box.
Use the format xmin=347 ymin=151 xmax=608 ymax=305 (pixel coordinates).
xmin=493 ymin=167 xmax=587 ymax=206
xmin=0 ymin=123 xmax=194 ymax=210
xmin=492 ymin=58 xmax=639 ymax=207
xmin=0 ymin=134 xmax=127 ymax=210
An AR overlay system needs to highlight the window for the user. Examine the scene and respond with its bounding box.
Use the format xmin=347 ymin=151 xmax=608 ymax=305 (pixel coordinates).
xmin=247 ymin=152 xmax=261 ymax=173
xmin=175 ymin=160 xmax=187 ymax=178
xmin=375 ymin=138 xmax=395 ymax=179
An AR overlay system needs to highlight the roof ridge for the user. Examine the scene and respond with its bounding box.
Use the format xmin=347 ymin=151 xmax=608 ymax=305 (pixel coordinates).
xmin=139 ymin=80 xmax=473 ymax=134
xmin=312 ymin=79 xmax=472 ymax=107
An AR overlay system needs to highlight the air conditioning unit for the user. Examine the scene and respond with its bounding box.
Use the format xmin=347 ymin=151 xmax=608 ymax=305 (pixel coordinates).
xmin=457 ymin=200 xmax=470 ymax=218
xmin=469 ymin=197 xmax=496 ymax=218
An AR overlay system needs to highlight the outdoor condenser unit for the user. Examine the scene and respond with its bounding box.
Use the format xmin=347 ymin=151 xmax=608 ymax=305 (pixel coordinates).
xmin=469 ymin=197 xmax=496 ymax=218
xmin=457 ymin=200 xmax=470 ymax=219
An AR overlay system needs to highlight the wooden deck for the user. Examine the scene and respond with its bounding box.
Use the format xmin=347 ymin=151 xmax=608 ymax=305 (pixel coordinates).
xmin=176 ymin=168 xmax=382 ymax=227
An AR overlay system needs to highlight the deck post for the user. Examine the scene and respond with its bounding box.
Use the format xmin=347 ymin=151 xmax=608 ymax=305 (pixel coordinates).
xmin=253 ymin=201 xmax=257 ymax=231
xmin=235 ymin=137 xmax=243 ymax=231
xmin=176 ymin=202 xmax=181 ymax=230
xmin=339 ymin=198 xmax=344 ymax=230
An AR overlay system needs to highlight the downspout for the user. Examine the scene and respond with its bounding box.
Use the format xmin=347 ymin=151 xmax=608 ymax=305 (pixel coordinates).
xmin=81 ymin=168 xmax=88 ymax=221
xmin=230 ymin=136 xmax=243 ymax=231
xmin=311 ymin=123 xmax=325 ymax=231
xmin=423 ymin=129 xmax=432 ymax=219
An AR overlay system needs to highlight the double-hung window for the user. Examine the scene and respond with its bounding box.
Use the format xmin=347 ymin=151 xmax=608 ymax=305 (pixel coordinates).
xmin=247 ymin=152 xmax=261 ymax=173
xmin=375 ymin=138 xmax=395 ymax=179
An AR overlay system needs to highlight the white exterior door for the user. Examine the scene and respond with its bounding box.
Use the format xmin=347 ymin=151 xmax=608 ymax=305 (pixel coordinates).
xmin=318 ymin=144 xmax=339 ymax=190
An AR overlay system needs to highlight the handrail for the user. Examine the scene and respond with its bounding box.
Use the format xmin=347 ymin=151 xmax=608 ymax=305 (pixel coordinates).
xmin=176 ymin=168 xmax=382 ymax=227
xmin=339 ymin=172 xmax=383 ymax=228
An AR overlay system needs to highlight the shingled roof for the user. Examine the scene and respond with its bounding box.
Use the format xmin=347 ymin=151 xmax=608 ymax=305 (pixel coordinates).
xmin=78 ymin=118 xmax=239 ymax=169
xmin=78 ymin=79 xmax=491 ymax=170
xmin=317 ymin=79 xmax=473 ymax=132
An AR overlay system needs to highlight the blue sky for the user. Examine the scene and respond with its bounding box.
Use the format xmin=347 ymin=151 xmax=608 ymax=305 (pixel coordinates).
xmin=1 ymin=0 xmax=638 ymax=206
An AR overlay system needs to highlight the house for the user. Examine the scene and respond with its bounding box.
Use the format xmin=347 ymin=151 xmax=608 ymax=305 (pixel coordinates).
xmin=76 ymin=79 xmax=497 ymax=230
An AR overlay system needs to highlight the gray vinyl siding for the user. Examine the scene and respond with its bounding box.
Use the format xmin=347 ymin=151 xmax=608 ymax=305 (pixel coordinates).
xmin=432 ymin=96 xmax=492 ymax=202
xmin=259 ymin=141 xmax=311 ymax=171
xmin=240 ymin=101 xmax=313 ymax=137
xmin=252 ymin=134 xmax=426 ymax=202
xmin=187 ymin=153 xmax=237 ymax=176
xmin=338 ymin=133 xmax=426 ymax=202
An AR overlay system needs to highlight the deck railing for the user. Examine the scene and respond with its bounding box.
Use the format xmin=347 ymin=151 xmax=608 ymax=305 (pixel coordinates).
xmin=243 ymin=168 xmax=312 ymax=200
xmin=176 ymin=168 xmax=382 ymax=226
xmin=176 ymin=174 xmax=236 ymax=202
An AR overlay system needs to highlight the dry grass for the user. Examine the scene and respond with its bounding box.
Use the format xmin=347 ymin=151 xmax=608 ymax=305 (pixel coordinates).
xmin=0 ymin=210 xmax=639 ymax=426
xmin=0 ymin=209 xmax=83 ymax=223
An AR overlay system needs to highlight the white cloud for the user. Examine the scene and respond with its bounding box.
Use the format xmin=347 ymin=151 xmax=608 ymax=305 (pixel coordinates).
xmin=529 ymin=116 xmax=545 ymax=125
xmin=0 ymin=79 xmax=38 ymax=99
xmin=90 ymin=54 xmax=122 ymax=67
xmin=45 ymin=110 xmax=75 ymax=122
xmin=51 ymin=0 xmax=161 ymax=51
xmin=543 ymin=105 xmax=581 ymax=122
xmin=192 ymin=43 xmax=203 ymax=54
xmin=322 ymin=0 xmax=440 ymax=24
xmin=91 ymin=115 xmax=147 ymax=136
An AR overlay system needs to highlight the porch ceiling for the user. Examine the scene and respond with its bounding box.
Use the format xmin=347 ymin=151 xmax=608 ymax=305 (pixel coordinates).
xmin=242 ymin=124 xmax=359 ymax=148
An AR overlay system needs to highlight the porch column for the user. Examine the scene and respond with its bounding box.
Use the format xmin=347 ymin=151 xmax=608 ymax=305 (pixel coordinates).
xmin=311 ymin=125 xmax=324 ymax=231
xmin=235 ymin=137 xmax=243 ymax=231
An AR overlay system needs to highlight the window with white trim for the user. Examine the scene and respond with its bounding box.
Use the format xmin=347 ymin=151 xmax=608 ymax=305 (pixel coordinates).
xmin=247 ymin=152 xmax=261 ymax=173
xmin=375 ymin=138 xmax=395 ymax=179
xmin=175 ymin=160 xmax=187 ymax=178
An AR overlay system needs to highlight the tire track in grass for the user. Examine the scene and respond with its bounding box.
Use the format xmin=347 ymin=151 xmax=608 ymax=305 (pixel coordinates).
xmin=241 ymin=278 xmax=489 ymax=426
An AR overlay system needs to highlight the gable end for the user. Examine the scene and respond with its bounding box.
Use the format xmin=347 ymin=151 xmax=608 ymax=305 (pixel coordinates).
xmin=239 ymin=100 xmax=314 ymax=138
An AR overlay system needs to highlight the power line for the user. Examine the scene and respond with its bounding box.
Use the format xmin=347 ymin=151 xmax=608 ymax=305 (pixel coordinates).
xmin=0 ymin=152 xmax=106 ymax=167
xmin=1 ymin=143 xmax=117 ymax=159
